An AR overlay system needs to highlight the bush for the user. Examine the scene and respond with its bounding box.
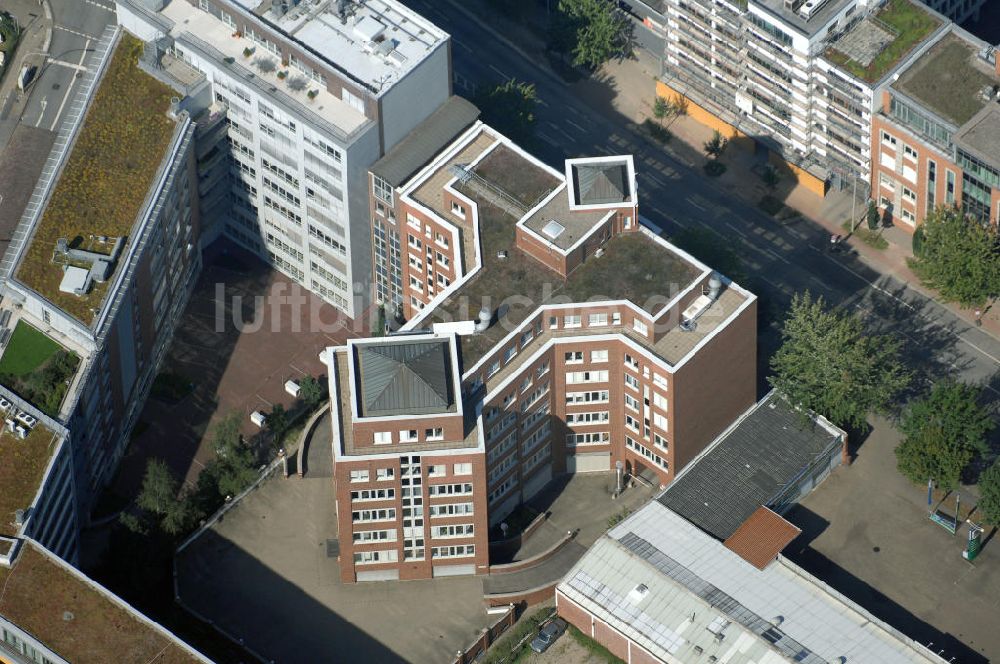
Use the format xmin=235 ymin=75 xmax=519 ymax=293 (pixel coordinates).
xmin=642 ymin=119 xmax=671 ymax=143
xmin=978 ymin=461 xmax=1000 ymax=526
xmin=912 ymin=225 xmax=925 ymax=256
xmin=703 ymin=161 xmax=726 ymax=177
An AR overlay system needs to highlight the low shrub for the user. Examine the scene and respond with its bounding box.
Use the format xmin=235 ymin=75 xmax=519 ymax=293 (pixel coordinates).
xmin=703 ymin=161 xmax=726 ymax=177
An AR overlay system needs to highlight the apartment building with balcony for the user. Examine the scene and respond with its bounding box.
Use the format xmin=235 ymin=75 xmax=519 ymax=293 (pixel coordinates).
xmin=117 ymin=0 xmax=451 ymax=318
xmin=872 ymin=25 xmax=1000 ymax=227
xmin=659 ymin=0 xmax=948 ymax=192
xmin=328 ymin=122 xmax=758 ymax=582
xmin=0 ymin=29 xmax=202 ymax=522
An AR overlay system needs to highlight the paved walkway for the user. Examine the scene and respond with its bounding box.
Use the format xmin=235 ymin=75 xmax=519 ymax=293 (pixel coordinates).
xmin=301 ymin=410 xmax=332 ymax=478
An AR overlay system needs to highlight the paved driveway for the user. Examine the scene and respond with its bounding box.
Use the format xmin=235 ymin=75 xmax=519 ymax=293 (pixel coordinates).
xmin=784 ymin=418 xmax=1000 ymax=664
xmin=176 ymin=472 xmax=492 ymax=664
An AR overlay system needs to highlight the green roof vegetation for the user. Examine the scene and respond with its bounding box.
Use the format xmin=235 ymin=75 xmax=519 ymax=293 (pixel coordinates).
xmin=825 ymin=0 xmax=940 ymax=83
xmin=0 ymin=426 xmax=56 ymax=537
xmin=15 ymin=34 xmax=177 ymax=325
xmin=0 ymin=321 xmax=79 ymax=417
xmin=0 ymin=543 xmax=202 ymax=664
xmin=896 ymin=33 xmax=999 ymax=126
xmin=472 ymin=144 xmax=560 ymax=209
xmin=426 ymin=187 xmax=698 ymax=364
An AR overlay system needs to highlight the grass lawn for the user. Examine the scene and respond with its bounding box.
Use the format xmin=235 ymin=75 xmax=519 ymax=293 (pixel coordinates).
xmin=841 ymin=219 xmax=889 ymax=250
xmin=0 ymin=321 xmax=60 ymax=375
xmin=825 ymin=0 xmax=940 ymax=83
xmin=566 ymin=626 xmax=623 ymax=663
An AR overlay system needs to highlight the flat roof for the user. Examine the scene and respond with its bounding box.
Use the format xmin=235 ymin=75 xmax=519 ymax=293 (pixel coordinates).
xmin=0 ymin=541 xmax=210 ymax=664
xmin=658 ymin=391 xmax=844 ymax=540
xmin=13 ymin=34 xmax=179 ymax=326
xmin=954 ymin=103 xmax=1000 ymax=165
xmin=228 ymin=0 xmax=448 ymax=94
xmin=895 ymin=29 xmax=1000 ymax=127
xmin=557 ymin=501 xmax=947 ymax=664
xmin=752 ymin=0 xmax=853 ymax=38
xmin=371 ymin=96 xmax=480 ymax=186
xmin=521 ymin=187 xmax=610 ymax=251
xmin=0 ymin=423 xmax=59 ymax=538
xmin=160 ymin=0 xmax=371 ymax=138
xmin=824 ymin=0 xmax=942 ymax=83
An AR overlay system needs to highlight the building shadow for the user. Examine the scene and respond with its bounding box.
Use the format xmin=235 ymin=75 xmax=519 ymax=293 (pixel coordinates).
xmin=176 ymin=530 xmax=407 ymax=664
xmin=784 ymin=543 xmax=989 ymax=664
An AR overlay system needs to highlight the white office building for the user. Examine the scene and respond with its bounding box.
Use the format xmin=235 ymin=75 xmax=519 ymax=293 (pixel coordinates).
xmin=117 ymin=0 xmax=451 ymax=318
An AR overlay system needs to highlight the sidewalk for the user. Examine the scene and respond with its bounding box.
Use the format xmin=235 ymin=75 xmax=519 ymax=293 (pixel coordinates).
xmin=444 ymin=0 xmax=1000 ymax=345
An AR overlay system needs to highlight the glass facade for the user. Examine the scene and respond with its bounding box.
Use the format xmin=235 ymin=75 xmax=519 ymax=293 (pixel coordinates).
xmin=957 ymin=149 xmax=998 ymax=223
xmin=890 ymin=97 xmax=953 ymax=150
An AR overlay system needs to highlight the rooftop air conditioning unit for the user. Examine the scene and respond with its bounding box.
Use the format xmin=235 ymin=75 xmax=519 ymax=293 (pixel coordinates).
xmin=799 ymin=0 xmax=832 ymax=20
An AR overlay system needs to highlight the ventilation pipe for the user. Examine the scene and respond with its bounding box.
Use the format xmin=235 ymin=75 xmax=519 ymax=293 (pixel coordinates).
xmin=474 ymin=306 xmax=492 ymax=333
xmin=708 ymin=273 xmax=723 ymax=300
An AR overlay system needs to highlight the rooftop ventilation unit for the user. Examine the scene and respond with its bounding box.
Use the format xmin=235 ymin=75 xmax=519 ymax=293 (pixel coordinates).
xmin=799 ymin=0 xmax=832 ymax=20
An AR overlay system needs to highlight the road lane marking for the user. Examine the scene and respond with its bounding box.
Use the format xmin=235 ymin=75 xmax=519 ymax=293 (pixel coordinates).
xmin=54 ymin=24 xmax=100 ymax=40
xmin=488 ymin=64 xmax=510 ymax=80
xmin=50 ymin=38 xmax=90 ymax=132
xmin=46 ymin=58 xmax=88 ymax=72
xmin=566 ymin=119 xmax=586 ymax=133
xmin=83 ymin=0 xmax=115 ymax=10
xmin=808 ymin=245 xmax=1000 ymax=366
xmin=34 ymin=97 xmax=48 ymax=128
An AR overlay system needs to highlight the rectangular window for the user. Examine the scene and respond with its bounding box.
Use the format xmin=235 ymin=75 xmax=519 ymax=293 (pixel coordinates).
xmin=428 ymin=465 xmax=447 ymax=477
xmin=903 ymin=144 xmax=918 ymax=161
xmin=425 ymin=428 xmax=444 ymax=441
xmin=653 ymin=413 xmax=669 ymax=430
xmin=431 ymin=524 xmax=475 ymax=538
xmin=374 ymin=431 xmax=391 ymax=445
xmin=946 ymin=170 xmax=956 ymax=204
xmin=566 ymin=370 xmax=609 ymax=384
xmin=566 ymin=390 xmax=610 ymax=404
xmin=353 ymin=549 xmax=398 ymax=565
xmin=564 ymin=315 xmax=582 ymax=328
xmin=427 ymin=483 xmax=474 ymax=496
xmin=564 ymin=351 xmax=584 ymax=364
xmin=451 ymin=201 xmax=465 ymax=216
xmin=588 ymin=313 xmax=608 ymax=326
xmin=453 ymin=463 xmax=472 ymax=475
xmin=566 ymin=431 xmax=610 ymax=446
xmin=399 ymin=430 xmax=418 ymax=443
xmin=624 ymin=393 xmax=640 ymax=411
xmin=652 ymin=392 xmax=668 ymax=411
xmin=624 ymin=373 xmax=640 ymax=391
xmin=590 ymin=349 xmax=608 ymax=363
xmin=351 ymin=488 xmax=395 ymax=501
xmin=430 ymin=502 xmax=474 ymax=517
xmin=376 ymin=468 xmax=394 ymax=481
xmin=431 ymin=544 xmax=475 ymax=559
xmin=633 ymin=319 xmax=649 ymax=336
xmin=350 ymin=470 xmax=370 ymax=483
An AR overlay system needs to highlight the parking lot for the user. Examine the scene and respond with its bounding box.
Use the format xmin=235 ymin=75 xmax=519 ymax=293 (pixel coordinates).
xmin=784 ymin=418 xmax=1000 ymax=664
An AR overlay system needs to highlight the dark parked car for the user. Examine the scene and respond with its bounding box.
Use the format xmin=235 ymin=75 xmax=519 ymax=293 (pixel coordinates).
xmin=529 ymin=618 xmax=568 ymax=654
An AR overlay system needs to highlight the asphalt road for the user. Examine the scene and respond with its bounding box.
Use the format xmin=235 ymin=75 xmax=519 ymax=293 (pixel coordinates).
xmin=23 ymin=0 xmax=116 ymax=132
xmin=406 ymin=0 xmax=1000 ymax=400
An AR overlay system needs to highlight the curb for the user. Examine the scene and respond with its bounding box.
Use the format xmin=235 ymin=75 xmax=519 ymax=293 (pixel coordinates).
xmin=42 ymin=0 xmax=52 ymax=52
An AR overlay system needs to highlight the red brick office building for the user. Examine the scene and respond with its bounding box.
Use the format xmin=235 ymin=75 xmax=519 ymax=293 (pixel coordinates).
xmin=328 ymin=121 xmax=757 ymax=582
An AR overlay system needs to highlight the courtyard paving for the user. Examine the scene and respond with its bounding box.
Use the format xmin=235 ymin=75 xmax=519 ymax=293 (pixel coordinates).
xmin=176 ymin=472 xmax=492 ymax=664
xmin=114 ymin=244 xmax=354 ymax=497
xmin=784 ymin=417 xmax=1000 ymax=664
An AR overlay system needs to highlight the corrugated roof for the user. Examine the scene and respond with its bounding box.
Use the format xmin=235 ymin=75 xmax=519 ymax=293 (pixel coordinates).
xmin=658 ymin=391 xmax=843 ymax=540
xmin=355 ymin=339 xmax=454 ymax=417
xmin=371 ymin=96 xmax=480 ymax=185
xmin=556 ymin=502 xmax=946 ymax=664
xmin=723 ymin=506 xmax=801 ymax=571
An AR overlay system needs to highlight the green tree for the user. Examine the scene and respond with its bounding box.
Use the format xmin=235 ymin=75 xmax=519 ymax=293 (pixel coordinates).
xmin=552 ymin=0 xmax=633 ymax=69
xmin=895 ymin=380 xmax=992 ymax=490
xmin=211 ymin=412 xmax=259 ymax=498
xmin=769 ymin=292 xmax=910 ymax=430
xmin=653 ymin=96 xmax=669 ymax=125
xmin=761 ymin=165 xmax=780 ymax=191
xmin=908 ymin=206 xmax=1000 ymax=307
xmin=136 ymin=459 xmax=196 ymax=536
xmin=703 ymin=130 xmax=728 ymax=159
xmin=977 ymin=461 xmax=1000 ymax=526
xmin=299 ymin=375 xmax=328 ymax=410
xmin=866 ymin=201 xmax=880 ymax=231
xmin=477 ymin=79 xmax=538 ymax=144
xmin=268 ymin=403 xmax=289 ymax=442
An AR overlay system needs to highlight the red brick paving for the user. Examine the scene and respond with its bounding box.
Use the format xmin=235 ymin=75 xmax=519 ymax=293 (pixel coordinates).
xmin=114 ymin=246 xmax=360 ymax=496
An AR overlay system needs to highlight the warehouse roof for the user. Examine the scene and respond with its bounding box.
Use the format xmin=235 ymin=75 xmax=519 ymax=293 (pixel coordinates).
xmin=658 ymin=391 xmax=844 ymax=540
xmin=557 ymin=502 xmax=946 ymax=664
